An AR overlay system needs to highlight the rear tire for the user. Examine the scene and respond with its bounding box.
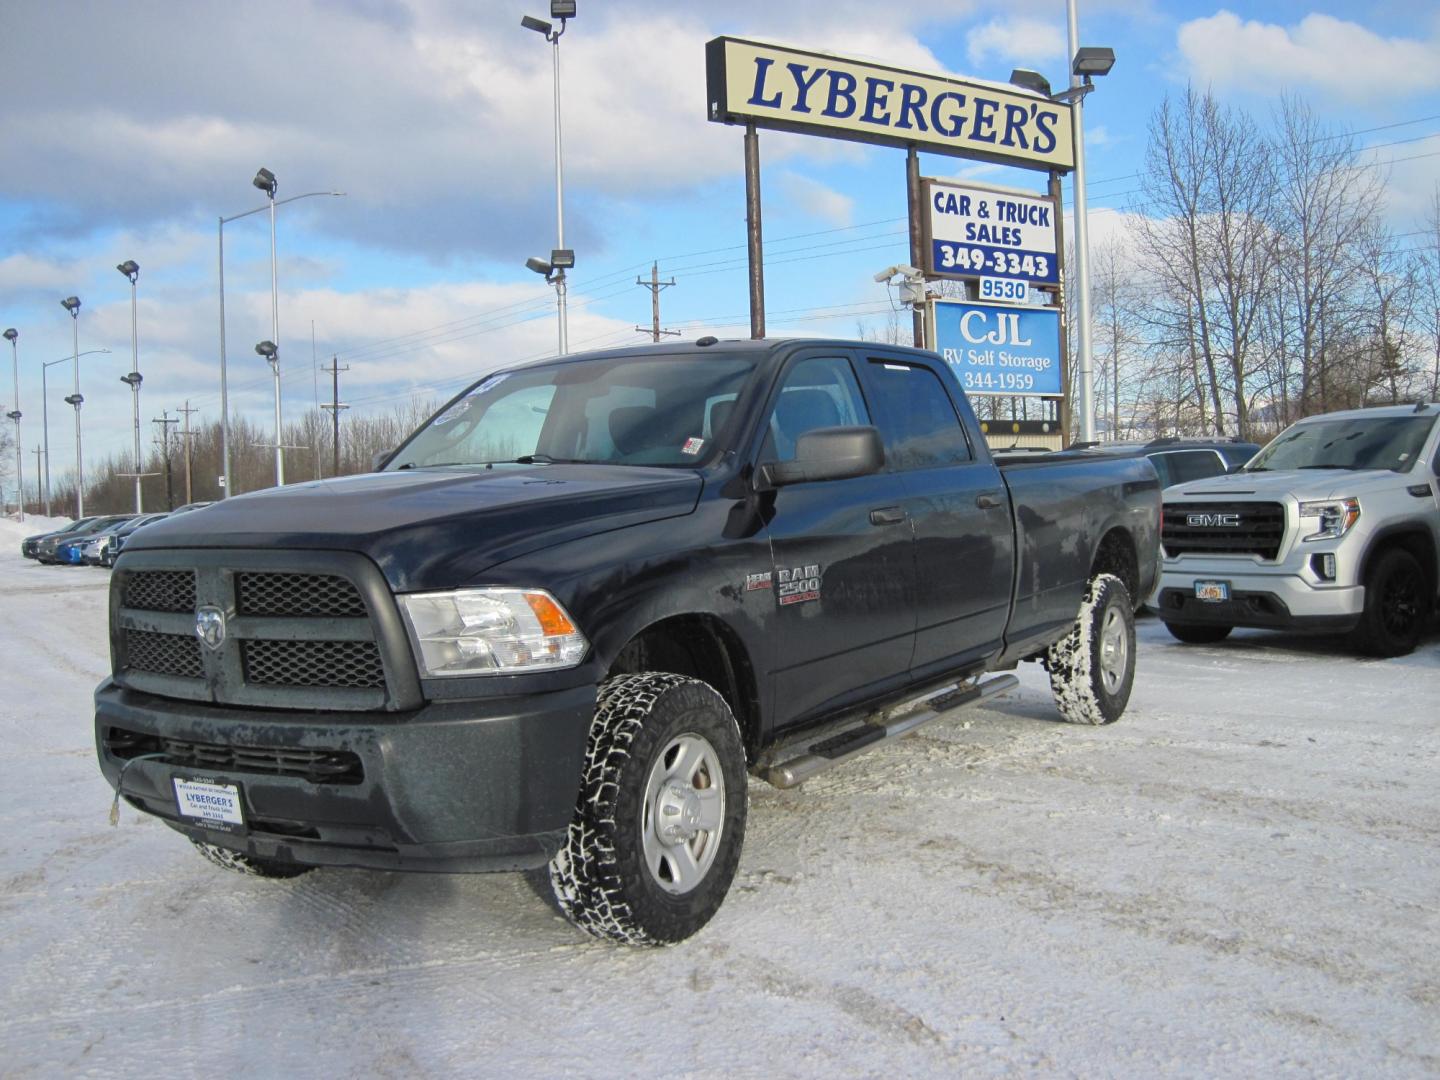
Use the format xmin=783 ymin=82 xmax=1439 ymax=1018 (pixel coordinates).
xmin=191 ymin=839 xmax=314 ymax=879
xmin=1163 ymin=622 xmax=1233 ymax=645
xmin=1353 ymin=548 xmax=1430 ymax=658
xmin=1044 ymin=574 xmax=1136 ymax=725
xmin=549 ymin=672 xmax=747 ymax=946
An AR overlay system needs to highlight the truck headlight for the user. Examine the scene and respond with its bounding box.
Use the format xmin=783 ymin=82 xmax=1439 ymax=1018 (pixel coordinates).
xmin=398 ymin=588 xmax=588 ymax=677
xmin=1298 ymin=498 xmax=1360 ymax=542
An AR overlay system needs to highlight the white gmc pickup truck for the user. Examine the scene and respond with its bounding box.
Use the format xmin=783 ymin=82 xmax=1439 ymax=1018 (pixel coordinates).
xmin=1156 ymin=403 xmax=1440 ymax=656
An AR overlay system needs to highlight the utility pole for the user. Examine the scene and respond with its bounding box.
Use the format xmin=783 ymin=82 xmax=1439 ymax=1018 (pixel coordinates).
xmin=634 ymin=262 xmax=679 ymax=342
xmin=152 ymin=412 xmax=178 ymax=510
xmin=177 ymin=401 xmax=199 ymax=504
xmin=320 ymin=356 xmax=350 ymax=477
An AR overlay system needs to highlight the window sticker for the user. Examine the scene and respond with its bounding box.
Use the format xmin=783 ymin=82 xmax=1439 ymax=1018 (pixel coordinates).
xmin=682 ymin=437 xmax=705 ymax=455
xmin=432 ymin=399 xmax=472 ymax=426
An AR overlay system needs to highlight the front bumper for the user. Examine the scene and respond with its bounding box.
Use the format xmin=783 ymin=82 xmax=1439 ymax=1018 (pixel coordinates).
xmin=1157 ymin=563 xmax=1363 ymax=632
xmin=95 ymin=679 xmax=595 ymax=873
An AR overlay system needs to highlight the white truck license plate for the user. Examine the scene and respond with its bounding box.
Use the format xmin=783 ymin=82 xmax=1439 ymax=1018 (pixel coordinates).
xmin=1194 ymin=580 xmax=1230 ymax=602
xmin=173 ymin=778 xmax=245 ymax=827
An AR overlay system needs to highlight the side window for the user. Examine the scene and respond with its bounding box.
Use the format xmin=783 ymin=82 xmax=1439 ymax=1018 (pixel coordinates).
xmin=1160 ymin=450 xmax=1225 ymax=486
xmin=863 ymin=361 xmax=973 ymax=470
xmin=761 ymin=356 xmax=870 ymax=461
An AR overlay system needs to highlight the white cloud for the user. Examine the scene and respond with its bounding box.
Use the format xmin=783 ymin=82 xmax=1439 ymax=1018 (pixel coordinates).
xmin=966 ymin=16 xmax=1067 ymax=67
xmin=779 ymin=173 xmax=855 ymax=228
xmin=1176 ymin=11 xmax=1440 ymax=102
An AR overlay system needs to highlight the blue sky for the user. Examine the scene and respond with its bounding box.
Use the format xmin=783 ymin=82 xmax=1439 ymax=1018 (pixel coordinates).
xmin=2 ymin=1 xmax=1438 ymax=488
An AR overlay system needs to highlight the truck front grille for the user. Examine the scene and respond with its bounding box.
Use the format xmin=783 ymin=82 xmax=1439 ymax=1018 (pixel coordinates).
xmin=237 ymin=572 xmax=368 ymax=617
xmin=243 ymin=639 xmax=386 ymax=688
xmin=125 ymin=629 xmax=205 ymax=679
xmin=104 ymin=726 xmax=364 ymax=784
xmin=111 ymin=550 xmax=421 ymax=712
xmin=1162 ymin=501 xmax=1286 ymax=560
xmin=125 ymin=570 xmax=197 ymax=613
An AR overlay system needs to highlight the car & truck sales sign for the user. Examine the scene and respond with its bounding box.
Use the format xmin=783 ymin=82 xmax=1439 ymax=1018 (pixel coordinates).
xmin=931 ymin=299 xmax=1062 ymax=397
xmin=923 ymin=179 xmax=1059 ymax=286
xmin=706 ymin=38 xmax=1075 ymax=172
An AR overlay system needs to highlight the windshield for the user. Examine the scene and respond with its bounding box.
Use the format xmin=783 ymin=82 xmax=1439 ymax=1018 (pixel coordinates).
xmin=1246 ymin=414 xmax=1437 ymax=473
xmin=387 ymin=353 xmax=757 ymax=470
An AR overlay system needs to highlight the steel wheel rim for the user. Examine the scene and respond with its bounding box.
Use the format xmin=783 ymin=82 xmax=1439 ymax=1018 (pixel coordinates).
xmin=1098 ymin=606 xmax=1128 ymax=695
xmin=641 ymin=732 xmax=726 ymax=895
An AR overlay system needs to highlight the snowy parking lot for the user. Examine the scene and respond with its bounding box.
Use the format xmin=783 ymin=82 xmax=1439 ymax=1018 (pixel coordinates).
xmin=2 ymin=516 xmax=1437 ymax=1078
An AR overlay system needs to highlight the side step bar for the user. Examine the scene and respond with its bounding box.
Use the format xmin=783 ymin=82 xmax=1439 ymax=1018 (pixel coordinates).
xmin=758 ymin=674 xmax=1019 ymax=789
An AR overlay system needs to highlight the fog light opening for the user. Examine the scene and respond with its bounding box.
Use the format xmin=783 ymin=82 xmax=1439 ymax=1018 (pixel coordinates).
xmin=1311 ymin=553 xmax=1337 ymax=581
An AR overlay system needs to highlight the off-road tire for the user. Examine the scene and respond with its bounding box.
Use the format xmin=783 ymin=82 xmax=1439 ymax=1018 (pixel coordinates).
xmin=1044 ymin=573 xmax=1136 ymax=725
xmin=191 ymin=840 xmax=314 ymax=879
xmin=1163 ymin=621 xmax=1233 ymax=645
xmin=549 ymin=672 xmax=747 ymax=946
xmin=1353 ymin=548 xmax=1431 ymax=658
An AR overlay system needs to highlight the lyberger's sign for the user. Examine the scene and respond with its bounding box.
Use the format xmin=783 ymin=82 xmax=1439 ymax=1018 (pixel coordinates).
xmin=706 ymin=37 xmax=1075 ymax=173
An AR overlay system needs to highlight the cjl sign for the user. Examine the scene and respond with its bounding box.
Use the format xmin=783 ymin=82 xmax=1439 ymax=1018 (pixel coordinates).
xmin=930 ymin=299 xmax=1062 ymax=397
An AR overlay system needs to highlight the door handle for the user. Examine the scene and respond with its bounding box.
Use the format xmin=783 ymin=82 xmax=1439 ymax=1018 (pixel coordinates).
xmin=869 ymin=506 xmax=908 ymax=526
xmin=975 ymin=492 xmax=1005 ymax=510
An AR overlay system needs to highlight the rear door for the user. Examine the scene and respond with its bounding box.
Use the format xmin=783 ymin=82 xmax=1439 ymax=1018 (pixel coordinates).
xmin=758 ymin=350 xmax=917 ymax=729
xmin=856 ymin=354 xmax=1014 ymax=678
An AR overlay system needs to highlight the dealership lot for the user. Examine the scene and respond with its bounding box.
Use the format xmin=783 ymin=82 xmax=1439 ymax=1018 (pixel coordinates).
xmin=1 ymin=527 xmax=1436 ymax=1078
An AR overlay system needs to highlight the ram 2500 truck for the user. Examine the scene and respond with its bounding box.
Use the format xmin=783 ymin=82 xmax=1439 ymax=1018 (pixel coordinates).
xmin=96 ymin=337 xmax=1159 ymax=945
xmin=1157 ymin=402 xmax=1440 ymax=656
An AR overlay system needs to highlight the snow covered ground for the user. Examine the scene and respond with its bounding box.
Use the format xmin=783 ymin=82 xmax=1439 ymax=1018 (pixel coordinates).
xmin=2 ymin=514 xmax=1437 ymax=1078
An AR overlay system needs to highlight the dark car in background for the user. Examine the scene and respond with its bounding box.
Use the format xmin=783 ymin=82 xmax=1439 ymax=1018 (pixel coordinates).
xmin=22 ymin=518 xmax=94 ymax=559
xmin=35 ymin=515 xmax=133 ymax=564
xmin=1068 ymin=436 xmax=1261 ymax=487
xmin=99 ymin=513 xmax=170 ymax=567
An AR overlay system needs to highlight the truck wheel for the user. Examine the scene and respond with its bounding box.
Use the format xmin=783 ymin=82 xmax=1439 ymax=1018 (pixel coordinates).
xmin=191 ymin=839 xmax=313 ymax=879
xmin=1163 ymin=622 xmax=1233 ymax=645
xmin=1044 ymin=573 xmax=1135 ymax=725
xmin=1353 ymin=548 xmax=1430 ymax=658
xmin=549 ymin=672 xmax=747 ymax=946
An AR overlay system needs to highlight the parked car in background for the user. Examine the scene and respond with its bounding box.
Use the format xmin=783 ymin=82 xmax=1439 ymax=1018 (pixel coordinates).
xmin=22 ymin=518 xmax=93 ymax=559
xmin=59 ymin=518 xmax=135 ymax=566
xmin=100 ymin=513 xmax=171 ymax=567
xmin=35 ymin=515 xmax=132 ymax=564
xmin=1157 ymin=402 xmax=1440 ymax=656
xmin=1068 ymin=436 xmax=1261 ymax=487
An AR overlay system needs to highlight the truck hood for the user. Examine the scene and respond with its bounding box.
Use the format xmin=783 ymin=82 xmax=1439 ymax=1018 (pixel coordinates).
xmin=1167 ymin=468 xmax=1402 ymax=503
xmin=128 ymin=465 xmax=703 ymax=592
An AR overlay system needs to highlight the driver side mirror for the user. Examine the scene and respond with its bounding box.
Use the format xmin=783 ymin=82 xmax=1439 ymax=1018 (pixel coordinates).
xmin=758 ymin=426 xmax=885 ymax=488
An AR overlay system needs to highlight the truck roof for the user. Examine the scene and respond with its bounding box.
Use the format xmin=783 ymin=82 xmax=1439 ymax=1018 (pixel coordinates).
xmin=1289 ymin=402 xmax=1439 ymax=423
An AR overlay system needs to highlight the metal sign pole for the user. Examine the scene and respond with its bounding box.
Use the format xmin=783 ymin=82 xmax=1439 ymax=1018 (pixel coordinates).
xmin=906 ymin=147 xmax=925 ymax=348
xmin=744 ymin=122 xmax=765 ymax=339
xmin=1049 ymin=171 xmax=1070 ymax=448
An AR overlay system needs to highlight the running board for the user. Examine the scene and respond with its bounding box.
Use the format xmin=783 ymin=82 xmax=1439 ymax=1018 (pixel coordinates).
xmin=758 ymin=674 xmax=1019 ymax=789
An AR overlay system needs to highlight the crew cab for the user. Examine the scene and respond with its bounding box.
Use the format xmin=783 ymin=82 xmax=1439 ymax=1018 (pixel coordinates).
xmin=1156 ymin=403 xmax=1440 ymax=656
xmin=96 ymin=338 xmax=1159 ymax=945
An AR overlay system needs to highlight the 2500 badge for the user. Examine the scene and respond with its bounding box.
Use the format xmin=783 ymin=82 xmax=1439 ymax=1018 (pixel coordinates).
xmin=777 ymin=564 xmax=821 ymax=606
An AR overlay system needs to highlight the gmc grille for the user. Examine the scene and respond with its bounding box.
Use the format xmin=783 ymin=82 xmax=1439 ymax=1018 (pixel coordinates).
xmin=1163 ymin=501 xmax=1286 ymax=560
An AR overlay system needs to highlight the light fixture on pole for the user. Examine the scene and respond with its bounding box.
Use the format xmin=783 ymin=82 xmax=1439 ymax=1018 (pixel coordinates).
xmin=116 ymin=260 xmax=144 ymax=512
xmin=39 ymin=349 xmax=107 ymax=518
xmin=217 ymin=187 xmax=344 ymax=499
xmin=1009 ymin=30 xmax=1114 ymax=445
xmin=60 ymin=295 xmax=85 ymax=517
xmin=254 ymin=339 xmax=285 ymax=486
xmin=522 ymin=3 xmax=575 ymax=354
xmin=3 ymin=328 xmax=20 ymax=520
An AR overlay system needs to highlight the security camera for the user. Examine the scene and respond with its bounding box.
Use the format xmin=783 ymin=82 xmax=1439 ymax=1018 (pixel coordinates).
xmin=873 ymin=264 xmax=922 ymax=283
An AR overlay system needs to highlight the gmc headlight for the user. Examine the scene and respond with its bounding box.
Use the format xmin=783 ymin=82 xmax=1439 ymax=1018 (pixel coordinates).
xmin=398 ymin=587 xmax=588 ymax=677
xmin=1298 ymin=498 xmax=1360 ymax=542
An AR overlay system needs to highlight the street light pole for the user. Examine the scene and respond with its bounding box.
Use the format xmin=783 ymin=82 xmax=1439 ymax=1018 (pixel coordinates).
xmin=3 ymin=328 xmax=20 ymax=520
xmin=252 ymin=168 xmax=284 ymax=486
xmin=39 ymin=349 xmax=108 ymax=518
xmin=117 ymin=261 xmax=142 ymax=512
xmin=522 ymin=6 xmax=574 ymax=354
xmin=217 ymin=184 xmax=343 ymax=496
xmin=60 ymin=297 xmax=83 ymax=517
xmin=1067 ymin=0 xmax=1095 ymax=443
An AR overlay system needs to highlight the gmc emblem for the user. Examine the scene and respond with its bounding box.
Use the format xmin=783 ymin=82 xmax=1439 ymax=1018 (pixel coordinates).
xmin=1187 ymin=513 xmax=1241 ymax=528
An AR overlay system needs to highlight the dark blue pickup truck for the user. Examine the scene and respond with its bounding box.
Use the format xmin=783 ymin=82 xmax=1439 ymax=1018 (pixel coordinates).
xmin=97 ymin=337 xmax=1159 ymax=945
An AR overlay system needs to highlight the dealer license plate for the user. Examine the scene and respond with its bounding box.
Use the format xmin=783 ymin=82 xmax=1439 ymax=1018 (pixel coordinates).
xmin=1194 ymin=580 xmax=1230 ymax=603
xmin=173 ymin=777 xmax=246 ymax=829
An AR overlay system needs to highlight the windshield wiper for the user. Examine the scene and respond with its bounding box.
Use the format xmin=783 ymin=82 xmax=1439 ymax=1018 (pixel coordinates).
xmin=510 ymin=454 xmax=589 ymax=465
xmin=1296 ymin=464 xmax=1364 ymax=470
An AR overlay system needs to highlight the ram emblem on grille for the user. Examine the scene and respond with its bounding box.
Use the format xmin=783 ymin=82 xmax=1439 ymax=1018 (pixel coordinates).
xmin=195 ymin=606 xmax=227 ymax=650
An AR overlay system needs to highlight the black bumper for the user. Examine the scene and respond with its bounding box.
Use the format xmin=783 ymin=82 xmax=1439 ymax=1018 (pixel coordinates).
xmin=1156 ymin=588 xmax=1360 ymax=633
xmin=95 ymin=679 xmax=595 ymax=873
